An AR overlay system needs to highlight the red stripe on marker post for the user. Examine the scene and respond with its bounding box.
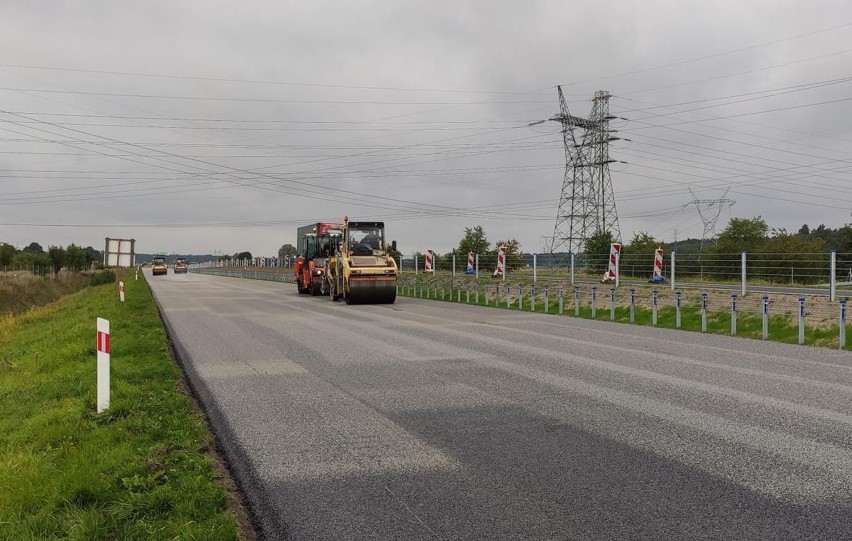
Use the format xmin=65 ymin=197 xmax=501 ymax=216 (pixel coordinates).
xmin=97 ymin=330 xmax=110 ymax=354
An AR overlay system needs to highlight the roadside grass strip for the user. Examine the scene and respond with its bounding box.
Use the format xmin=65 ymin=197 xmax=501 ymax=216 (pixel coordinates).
xmin=0 ymin=272 xmax=240 ymax=540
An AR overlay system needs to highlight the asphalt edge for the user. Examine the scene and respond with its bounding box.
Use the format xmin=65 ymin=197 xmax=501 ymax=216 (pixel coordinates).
xmin=144 ymin=274 xmax=290 ymax=541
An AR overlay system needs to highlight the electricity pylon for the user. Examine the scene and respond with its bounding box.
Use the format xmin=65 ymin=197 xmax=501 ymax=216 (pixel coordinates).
xmin=688 ymin=187 xmax=735 ymax=253
xmin=548 ymin=87 xmax=621 ymax=258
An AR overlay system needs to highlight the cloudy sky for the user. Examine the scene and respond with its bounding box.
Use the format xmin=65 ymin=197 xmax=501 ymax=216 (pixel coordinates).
xmin=1 ymin=0 xmax=851 ymax=256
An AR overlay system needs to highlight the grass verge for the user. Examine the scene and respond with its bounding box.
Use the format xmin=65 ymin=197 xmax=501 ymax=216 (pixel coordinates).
xmin=399 ymin=286 xmax=847 ymax=350
xmin=0 ymin=270 xmax=244 ymax=540
xmin=0 ymin=272 xmax=94 ymax=316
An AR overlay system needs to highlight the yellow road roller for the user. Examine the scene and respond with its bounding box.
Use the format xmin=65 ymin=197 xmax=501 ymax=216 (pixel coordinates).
xmin=326 ymin=217 xmax=398 ymax=304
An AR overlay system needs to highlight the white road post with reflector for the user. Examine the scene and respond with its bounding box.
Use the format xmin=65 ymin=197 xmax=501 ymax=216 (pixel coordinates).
xmin=119 ymin=281 xmax=125 ymax=303
xmin=96 ymin=318 xmax=110 ymax=413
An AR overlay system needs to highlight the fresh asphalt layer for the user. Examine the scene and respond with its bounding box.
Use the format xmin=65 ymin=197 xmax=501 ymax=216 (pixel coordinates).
xmin=147 ymin=270 xmax=852 ymax=540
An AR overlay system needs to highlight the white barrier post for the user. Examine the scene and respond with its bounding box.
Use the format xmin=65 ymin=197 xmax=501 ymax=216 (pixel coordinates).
xmin=840 ymin=299 xmax=847 ymax=350
xmin=798 ymin=297 xmax=806 ymax=345
xmin=558 ymin=285 xmax=564 ymax=315
xmin=609 ymin=288 xmax=615 ymax=321
xmin=119 ymin=281 xmax=125 ymax=303
xmin=675 ymin=290 xmax=682 ymax=328
xmin=741 ymin=251 xmax=747 ymax=297
xmin=96 ymin=318 xmax=110 ymax=413
xmin=629 ymin=288 xmax=636 ymax=323
xmin=573 ymin=286 xmax=580 ymax=316
xmin=701 ymin=292 xmax=708 ymax=333
xmin=762 ymin=295 xmax=769 ymax=340
xmin=591 ymin=286 xmax=597 ymax=318
xmin=652 ymin=289 xmax=658 ymax=326
xmin=731 ymin=294 xmax=738 ymax=336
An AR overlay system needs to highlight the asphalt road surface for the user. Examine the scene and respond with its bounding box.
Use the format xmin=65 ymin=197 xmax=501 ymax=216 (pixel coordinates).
xmin=148 ymin=270 xmax=852 ymax=540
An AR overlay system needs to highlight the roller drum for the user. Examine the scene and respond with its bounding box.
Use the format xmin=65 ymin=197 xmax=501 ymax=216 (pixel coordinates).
xmin=346 ymin=278 xmax=397 ymax=304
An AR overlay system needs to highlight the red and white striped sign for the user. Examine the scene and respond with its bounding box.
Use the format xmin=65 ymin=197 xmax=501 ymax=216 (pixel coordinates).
xmin=424 ymin=249 xmax=434 ymax=273
xmin=602 ymin=243 xmax=622 ymax=282
xmin=494 ymin=245 xmax=507 ymax=277
xmin=653 ymin=247 xmax=664 ymax=281
xmin=96 ymin=318 xmax=110 ymax=413
xmin=467 ymin=251 xmax=475 ymax=273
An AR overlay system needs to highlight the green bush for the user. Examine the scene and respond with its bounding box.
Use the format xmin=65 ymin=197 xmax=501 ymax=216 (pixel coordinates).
xmin=90 ymin=270 xmax=116 ymax=286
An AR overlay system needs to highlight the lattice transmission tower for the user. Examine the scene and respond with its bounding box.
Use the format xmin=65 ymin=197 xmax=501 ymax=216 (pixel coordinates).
xmin=688 ymin=187 xmax=735 ymax=253
xmin=548 ymin=87 xmax=621 ymax=258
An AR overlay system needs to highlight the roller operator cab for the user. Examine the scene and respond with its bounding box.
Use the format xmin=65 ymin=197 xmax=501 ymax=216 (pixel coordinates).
xmin=294 ymin=222 xmax=342 ymax=295
xmin=151 ymin=256 xmax=168 ymax=276
xmin=325 ymin=217 xmax=398 ymax=304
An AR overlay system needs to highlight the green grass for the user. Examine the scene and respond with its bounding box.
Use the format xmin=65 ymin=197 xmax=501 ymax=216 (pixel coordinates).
xmin=0 ymin=271 xmax=241 ymax=540
xmin=399 ymin=284 xmax=847 ymax=350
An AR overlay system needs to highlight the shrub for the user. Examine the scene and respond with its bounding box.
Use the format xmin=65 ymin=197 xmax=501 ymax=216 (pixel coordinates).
xmin=90 ymin=270 xmax=116 ymax=286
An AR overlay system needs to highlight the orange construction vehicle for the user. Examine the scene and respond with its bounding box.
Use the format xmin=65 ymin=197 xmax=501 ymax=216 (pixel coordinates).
xmin=293 ymin=222 xmax=343 ymax=295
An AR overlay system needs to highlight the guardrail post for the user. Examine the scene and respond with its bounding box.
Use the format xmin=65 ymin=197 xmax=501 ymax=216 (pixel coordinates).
xmin=505 ymin=283 xmax=511 ymax=308
xmin=731 ymin=294 xmax=737 ymax=336
xmin=485 ymin=283 xmax=489 ymax=306
xmin=798 ymin=297 xmax=806 ymax=345
xmin=629 ymin=288 xmax=636 ymax=323
xmin=701 ymin=292 xmax=708 ymax=333
xmin=652 ymin=289 xmax=658 ymax=326
xmin=457 ymin=282 xmax=461 ymax=303
xmin=840 ymin=299 xmax=847 ymax=349
xmin=762 ymin=295 xmax=769 ymax=340
xmin=675 ymin=290 xmax=682 ymax=328
xmin=531 ymin=284 xmax=536 ymax=312
xmin=574 ymin=286 xmax=580 ymax=316
xmin=544 ymin=285 xmax=549 ymax=313
xmin=830 ymin=249 xmax=837 ymax=302
xmin=558 ymin=285 xmax=564 ymax=315
xmin=610 ymin=288 xmax=616 ymax=320
xmin=741 ymin=251 xmax=747 ymax=296
xmin=591 ymin=286 xmax=597 ymax=318
xmin=441 ymin=282 xmax=445 ymax=300
xmin=518 ymin=284 xmax=524 ymax=310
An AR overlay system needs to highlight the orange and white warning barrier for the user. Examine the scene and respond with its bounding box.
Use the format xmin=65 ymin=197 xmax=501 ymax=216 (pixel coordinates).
xmin=424 ymin=249 xmax=434 ymax=273
xmin=601 ymin=243 xmax=622 ymax=283
xmin=650 ymin=247 xmax=665 ymax=283
xmin=96 ymin=318 xmax=110 ymax=413
xmin=494 ymin=245 xmax=507 ymax=278
xmin=119 ymin=281 xmax=125 ymax=303
xmin=466 ymin=252 xmax=475 ymax=274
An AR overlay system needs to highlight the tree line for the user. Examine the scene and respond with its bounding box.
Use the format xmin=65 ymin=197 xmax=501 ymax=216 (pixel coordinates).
xmin=0 ymin=241 xmax=102 ymax=271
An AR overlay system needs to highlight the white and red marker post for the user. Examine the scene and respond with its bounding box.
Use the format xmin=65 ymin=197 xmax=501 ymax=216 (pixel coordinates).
xmin=650 ymin=247 xmax=665 ymax=283
xmin=119 ymin=281 xmax=125 ymax=303
xmin=424 ymin=249 xmax=435 ymax=274
xmin=495 ymin=245 xmax=507 ymax=280
xmin=96 ymin=318 xmax=110 ymax=413
xmin=601 ymin=243 xmax=622 ymax=284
